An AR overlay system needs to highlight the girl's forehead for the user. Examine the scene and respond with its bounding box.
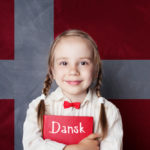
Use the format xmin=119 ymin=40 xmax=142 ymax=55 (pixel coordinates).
xmin=53 ymin=36 xmax=94 ymax=59
xmin=56 ymin=36 xmax=92 ymax=48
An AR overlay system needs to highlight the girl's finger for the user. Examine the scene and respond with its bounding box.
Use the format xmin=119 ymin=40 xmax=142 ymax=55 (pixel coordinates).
xmin=87 ymin=133 xmax=101 ymax=140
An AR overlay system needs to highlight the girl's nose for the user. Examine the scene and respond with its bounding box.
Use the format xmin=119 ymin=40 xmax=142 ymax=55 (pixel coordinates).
xmin=69 ymin=65 xmax=80 ymax=75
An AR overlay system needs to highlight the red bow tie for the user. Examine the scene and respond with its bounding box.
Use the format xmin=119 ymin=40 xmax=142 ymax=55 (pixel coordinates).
xmin=64 ymin=101 xmax=81 ymax=109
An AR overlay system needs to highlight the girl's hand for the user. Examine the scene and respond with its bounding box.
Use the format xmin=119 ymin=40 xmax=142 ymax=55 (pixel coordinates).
xmin=63 ymin=133 xmax=101 ymax=150
xmin=78 ymin=133 xmax=101 ymax=150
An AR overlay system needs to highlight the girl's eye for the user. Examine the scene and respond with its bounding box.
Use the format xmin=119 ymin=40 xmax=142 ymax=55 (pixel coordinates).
xmin=59 ymin=61 xmax=68 ymax=66
xmin=80 ymin=61 xmax=88 ymax=65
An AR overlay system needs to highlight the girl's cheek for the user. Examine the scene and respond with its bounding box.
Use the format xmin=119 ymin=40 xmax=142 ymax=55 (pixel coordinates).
xmin=54 ymin=64 xmax=65 ymax=69
xmin=81 ymin=65 xmax=94 ymax=72
xmin=56 ymin=66 xmax=68 ymax=73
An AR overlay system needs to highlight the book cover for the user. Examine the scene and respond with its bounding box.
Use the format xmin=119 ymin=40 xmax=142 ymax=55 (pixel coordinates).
xmin=43 ymin=115 xmax=93 ymax=145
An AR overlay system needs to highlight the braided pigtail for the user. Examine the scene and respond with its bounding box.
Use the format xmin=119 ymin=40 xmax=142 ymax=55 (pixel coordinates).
xmin=95 ymin=67 xmax=108 ymax=140
xmin=37 ymin=72 xmax=53 ymax=134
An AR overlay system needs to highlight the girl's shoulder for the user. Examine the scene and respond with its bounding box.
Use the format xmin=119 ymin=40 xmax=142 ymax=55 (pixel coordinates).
xmin=92 ymin=92 xmax=120 ymax=115
xmin=28 ymin=88 xmax=62 ymax=109
xmin=100 ymin=97 xmax=122 ymax=123
xmin=93 ymin=94 xmax=122 ymax=125
xmin=93 ymin=91 xmax=118 ymax=109
xmin=28 ymin=95 xmax=43 ymax=110
xmin=103 ymin=98 xmax=119 ymax=112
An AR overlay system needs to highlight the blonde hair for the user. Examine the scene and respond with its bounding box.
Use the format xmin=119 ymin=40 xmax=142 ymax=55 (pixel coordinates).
xmin=37 ymin=29 xmax=108 ymax=139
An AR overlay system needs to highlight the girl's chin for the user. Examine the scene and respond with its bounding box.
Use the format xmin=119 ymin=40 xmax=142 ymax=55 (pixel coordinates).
xmin=62 ymin=87 xmax=89 ymax=97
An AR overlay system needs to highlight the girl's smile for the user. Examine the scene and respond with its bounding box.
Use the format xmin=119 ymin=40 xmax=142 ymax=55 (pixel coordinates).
xmin=65 ymin=80 xmax=82 ymax=86
xmin=52 ymin=36 xmax=95 ymax=102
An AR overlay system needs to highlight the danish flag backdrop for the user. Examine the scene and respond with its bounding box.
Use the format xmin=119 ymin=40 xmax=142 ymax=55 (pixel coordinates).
xmin=0 ymin=0 xmax=150 ymax=150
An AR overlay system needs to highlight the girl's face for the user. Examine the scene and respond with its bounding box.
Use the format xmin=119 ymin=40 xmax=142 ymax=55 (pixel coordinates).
xmin=52 ymin=37 xmax=95 ymax=102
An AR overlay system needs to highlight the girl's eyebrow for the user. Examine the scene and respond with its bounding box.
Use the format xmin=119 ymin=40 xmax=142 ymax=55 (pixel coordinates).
xmin=56 ymin=57 xmax=68 ymax=61
xmin=79 ymin=57 xmax=92 ymax=60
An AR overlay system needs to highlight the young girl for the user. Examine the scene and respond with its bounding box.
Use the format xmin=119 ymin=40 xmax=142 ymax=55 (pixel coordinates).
xmin=23 ymin=29 xmax=123 ymax=150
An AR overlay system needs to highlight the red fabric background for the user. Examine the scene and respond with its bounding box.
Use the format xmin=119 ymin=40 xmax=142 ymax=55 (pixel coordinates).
xmin=111 ymin=99 xmax=150 ymax=150
xmin=0 ymin=0 xmax=14 ymax=60
xmin=54 ymin=0 xmax=150 ymax=60
xmin=0 ymin=100 xmax=14 ymax=150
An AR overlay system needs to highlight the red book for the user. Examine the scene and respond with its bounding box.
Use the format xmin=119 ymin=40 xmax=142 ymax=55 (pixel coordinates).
xmin=43 ymin=115 xmax=93 ymax=145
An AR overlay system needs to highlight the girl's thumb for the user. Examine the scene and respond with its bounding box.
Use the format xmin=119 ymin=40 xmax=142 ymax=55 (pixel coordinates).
xmin=87 ymin=133 xmax=101 ymax=140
